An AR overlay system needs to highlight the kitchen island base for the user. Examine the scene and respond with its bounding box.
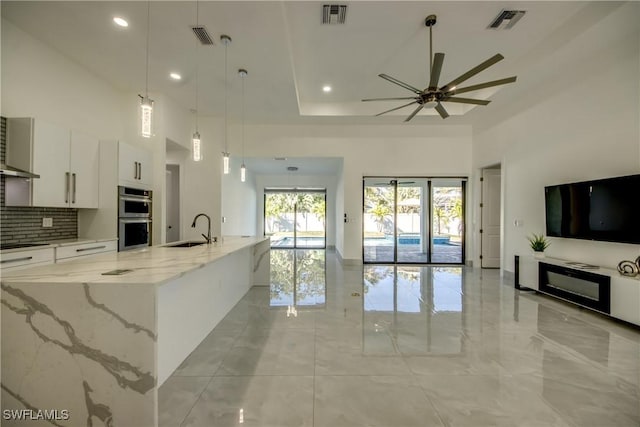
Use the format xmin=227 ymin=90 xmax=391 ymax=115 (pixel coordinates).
xmin=1 ymin=236 xmax=270 ymax=426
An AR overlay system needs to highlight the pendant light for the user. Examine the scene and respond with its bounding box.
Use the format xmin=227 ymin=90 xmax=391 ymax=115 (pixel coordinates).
xmin=239 ymin=68 xmax=247 ymax=182
xmin=139 ymin=1 xmax=154 ymax=138
xmin=221 ymin=34 xmax=232 ymax=174
xmin=192 ymin=0 xmax=202 ymax=161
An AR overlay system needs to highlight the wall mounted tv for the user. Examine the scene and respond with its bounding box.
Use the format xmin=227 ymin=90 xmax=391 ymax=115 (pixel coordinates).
xmin=545 ymin=174 xmax=640 ymax=244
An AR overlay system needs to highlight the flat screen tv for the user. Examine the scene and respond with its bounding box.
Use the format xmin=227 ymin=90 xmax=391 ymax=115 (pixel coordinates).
xmin=545 ymin=174 xmax=640 ymax=244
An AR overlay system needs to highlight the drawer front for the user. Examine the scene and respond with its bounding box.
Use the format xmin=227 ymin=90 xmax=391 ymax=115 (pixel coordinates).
xmin=0 ymin=248 xmax=55 ymax=270
xmin=56 ymin=240 xmax=117 ymax=261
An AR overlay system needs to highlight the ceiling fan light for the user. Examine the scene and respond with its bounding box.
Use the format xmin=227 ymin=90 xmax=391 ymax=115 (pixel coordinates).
xmin=423 ymin=100 xmax=438 ymax=109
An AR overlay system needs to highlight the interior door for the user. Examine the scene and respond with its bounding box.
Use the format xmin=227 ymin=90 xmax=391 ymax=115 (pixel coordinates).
xmin=165 ymin=165 xmax=180 ymax=243
xmin=481 ymin=167 xmax=501 ymax=268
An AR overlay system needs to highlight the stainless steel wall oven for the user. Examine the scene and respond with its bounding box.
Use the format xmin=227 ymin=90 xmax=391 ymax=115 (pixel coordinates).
xmin=118 ymin=186 xmax=152 ymax=251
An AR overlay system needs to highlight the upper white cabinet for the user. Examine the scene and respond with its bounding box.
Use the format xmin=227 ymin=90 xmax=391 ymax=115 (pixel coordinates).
xmin=70 ymin=130 xmax=99 ymax=208
xmin=118 ymin=141 xmax=152 ymax=188
xmin=5 ymin=118 xmax=99 ymax=208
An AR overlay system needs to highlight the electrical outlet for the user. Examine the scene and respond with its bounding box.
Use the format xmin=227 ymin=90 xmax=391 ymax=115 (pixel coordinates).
xmin=42 ymin=217 xmax=53 ymax=227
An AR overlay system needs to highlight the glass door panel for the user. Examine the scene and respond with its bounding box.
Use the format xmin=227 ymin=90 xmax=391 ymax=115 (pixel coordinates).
xmin=295 ymin=193 xmax=326 ymax=248
xmin=364 ymin=177 xmax=465 ymax=265
xmin=265 ymin=191 xmax=326 ymax=249
xmin=431 ymin=180 xmax=464 ymax=263
xmin=265 ymin=192 xmax=296 ymax=248
xmin=363 ymin=179 xmax=396 ymax=263
xmin=397 ymin=179 xmax=429 ymax=263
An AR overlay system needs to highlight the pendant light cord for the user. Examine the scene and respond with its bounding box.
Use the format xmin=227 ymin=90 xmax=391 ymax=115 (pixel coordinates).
xmin=224 ymin=39 xmax=228 ymax=153
xmin=241 ymin=72 xmax=245 ymax=162
xmin=194 ymin=0 xmax=199 ymax=131
xmin=145 ymin=1 xmax=150 ymax=96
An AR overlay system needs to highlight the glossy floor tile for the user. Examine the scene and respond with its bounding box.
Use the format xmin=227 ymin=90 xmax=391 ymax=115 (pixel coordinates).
xmin=159 ymin=249 xmax=640 ymax=427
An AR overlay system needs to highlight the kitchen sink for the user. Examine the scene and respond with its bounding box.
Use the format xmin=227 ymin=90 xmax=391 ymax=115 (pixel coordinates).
xmin=164 ymin=241 xmax=208 ymax=248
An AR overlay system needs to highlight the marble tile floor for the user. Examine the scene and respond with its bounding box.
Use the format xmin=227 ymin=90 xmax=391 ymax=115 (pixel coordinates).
xmin=158 ymin=250 xmax=640 ymax=427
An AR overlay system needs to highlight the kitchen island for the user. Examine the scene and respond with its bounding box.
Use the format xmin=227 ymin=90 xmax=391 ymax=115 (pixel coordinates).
xmin=1 ymin=236 xmax=270 ymax=426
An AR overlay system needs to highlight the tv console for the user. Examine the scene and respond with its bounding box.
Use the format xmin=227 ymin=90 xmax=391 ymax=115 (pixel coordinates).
xmin=515 ymin=255 xmax=640 ymax=326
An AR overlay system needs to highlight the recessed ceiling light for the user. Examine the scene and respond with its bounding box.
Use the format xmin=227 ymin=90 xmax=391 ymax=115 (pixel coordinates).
xmin=113 ymin=17 xmax=129 ymax=27
xmin=169 ymin=72 xmax=182 ymax=80
xmin=322 ymin=85 xmax=332 ymax=93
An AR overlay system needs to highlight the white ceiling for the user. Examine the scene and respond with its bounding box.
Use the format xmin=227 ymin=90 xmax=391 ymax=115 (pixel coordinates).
xmin=0 ymin=1 xmax=618 ymax=125
xmin=244 ymin=157 xmax=342 ymax=175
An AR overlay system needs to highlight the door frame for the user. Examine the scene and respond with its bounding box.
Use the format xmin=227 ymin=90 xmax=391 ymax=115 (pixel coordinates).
xmin=263 ymin=189 xmax=327 ymax=249
xmin=480 ymin=165 xmax=502 ymax=269
xmin=362 ymin=176 xmax=467 ymax=265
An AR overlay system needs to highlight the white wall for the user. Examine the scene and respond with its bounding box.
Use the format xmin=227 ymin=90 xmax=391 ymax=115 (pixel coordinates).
xmin=255 ymin=173 xmax=339 ymax=248
xmin=1 ymin=19 xmax=124 ymax=139
xmin=242 ymin=124 xmax=473 ymax=262
xmin=180 ymin=117 xmax=224 ymax=242
xmin=472 ymin=2 xmax=640 ymax=272
xmin=222 ymin=156 xmax=258 ymax=237
xmin=1 ymin=17 xmax=223 ymax=246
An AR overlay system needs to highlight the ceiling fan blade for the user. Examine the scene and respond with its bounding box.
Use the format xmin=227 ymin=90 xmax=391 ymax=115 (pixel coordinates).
xmin=378 ymin=74 xmax=422 ymax=94
xmin=440 ymin=54 xmax=504 ymax=92
xmin=435 ymin=102 xmax=449 ymax=119
xmin=404 ymin=104 xmax=424 ymax=122
xmin=374 ymin=100 xmax=419 ymax=117
xmin=449 ymin=76 xmax=517 ymax=95
xmin=362 ymin=97 xmax=419 ymax=102
xmin=443 ymin=97 xmax=491 ymax=106
xmin=428 ymin=53 xmax=445 ymax=90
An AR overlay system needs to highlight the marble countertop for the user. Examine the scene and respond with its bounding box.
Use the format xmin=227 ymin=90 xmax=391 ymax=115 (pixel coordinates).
xmin=0 ymin=236 xmax=269 ymax=286
xmin=0 ymin=237 xmax=118 ymax=254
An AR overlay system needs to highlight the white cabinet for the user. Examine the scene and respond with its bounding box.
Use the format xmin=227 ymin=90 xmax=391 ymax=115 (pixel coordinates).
xmin=55 ymin=240 xmax=117 ymax=262
xmin=0 ymin=247 xmax=55 ymax=271
xmin=5 ymin=118 xmax=99 ymax=208
xmin=610 ymin=275 xmax=640 ymax=325
xmin=118 ymin=142 xmax=152 ymax=188
xmin=69 ymin=130 xmax=100 ymax=208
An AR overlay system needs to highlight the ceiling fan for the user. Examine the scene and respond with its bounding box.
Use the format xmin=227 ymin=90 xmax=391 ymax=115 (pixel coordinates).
xmin=363 ymin=15 xmax=517 ymax=121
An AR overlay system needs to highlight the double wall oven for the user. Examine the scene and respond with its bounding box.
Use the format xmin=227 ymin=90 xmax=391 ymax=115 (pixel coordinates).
xmin=118 ymin=186 xmax=152 ymax=251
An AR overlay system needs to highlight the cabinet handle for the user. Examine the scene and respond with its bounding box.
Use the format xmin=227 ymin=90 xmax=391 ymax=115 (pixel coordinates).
xmin=65 ymin=172 xmax=70 ymax=203
xmin=76 ymin=245 xmax=106 ymax=253
xmin=1 ymin=256 xmax=33 ymax=264
xmin=72 ymin=173 xmax=77 ymax=204
xmin=139 ymin=163 xmax=142 ymax=181
xmin=134 ymin=162 xmax=138 ymax=180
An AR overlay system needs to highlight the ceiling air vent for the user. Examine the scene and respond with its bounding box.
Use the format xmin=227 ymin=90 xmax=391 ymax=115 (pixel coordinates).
xmin=191 ymin=25 xmax=214 ymax=45
xmin=488 ymin=10 xmax=526 ymax=30
xmin=322 ymin=5 xmax=347 ymax=24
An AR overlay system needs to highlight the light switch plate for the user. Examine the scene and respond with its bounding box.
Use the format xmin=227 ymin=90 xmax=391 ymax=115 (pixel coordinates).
xmin=42 ymin=217 xmax=53 ymax=227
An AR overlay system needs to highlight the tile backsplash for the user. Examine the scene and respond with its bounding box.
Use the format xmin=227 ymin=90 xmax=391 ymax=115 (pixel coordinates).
xmin=0 ymin=117 xmax=78 ymax=244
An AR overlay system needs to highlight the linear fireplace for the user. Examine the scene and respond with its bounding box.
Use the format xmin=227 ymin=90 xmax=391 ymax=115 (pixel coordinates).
xmin=538 ymin=262 xmax=611 ymax=314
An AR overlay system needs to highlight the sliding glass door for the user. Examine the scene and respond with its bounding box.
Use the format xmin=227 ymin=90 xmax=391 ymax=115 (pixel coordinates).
xmin=363 ymin=178 xmax=465 ymax=264
xmin=264 ymin=189 xmax=326 ymax=249
xmin=431 ymin=180 xmax=464 ymax=263
xmin=363 ymin=180 xmax=396 ymax=263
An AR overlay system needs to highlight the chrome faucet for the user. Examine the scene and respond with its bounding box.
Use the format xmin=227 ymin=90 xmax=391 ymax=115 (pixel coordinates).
xmin=191 ymin=213 xmax=212 ymax=244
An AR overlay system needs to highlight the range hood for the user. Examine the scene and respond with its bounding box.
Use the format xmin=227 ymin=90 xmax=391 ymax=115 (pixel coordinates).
xmin=0 ymin=163 xmax=40 ymax=178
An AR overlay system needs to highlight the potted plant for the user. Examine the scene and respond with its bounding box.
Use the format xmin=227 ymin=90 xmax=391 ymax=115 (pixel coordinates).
xmin=528 ymin=233 xmax=550 ymax=259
